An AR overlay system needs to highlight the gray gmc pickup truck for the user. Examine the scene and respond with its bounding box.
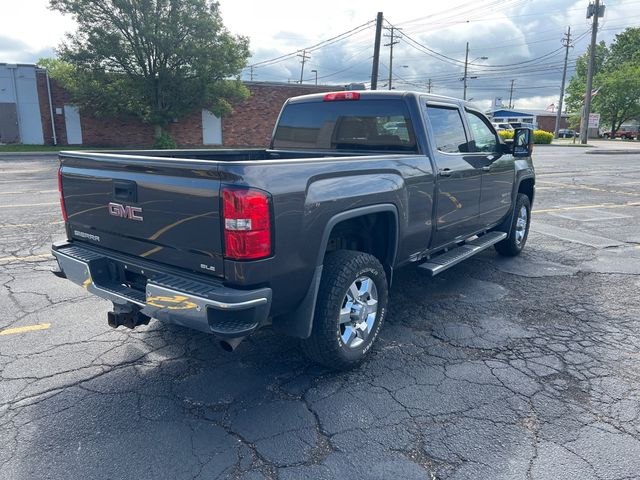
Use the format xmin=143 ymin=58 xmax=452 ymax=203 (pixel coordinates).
xmin=52 ymin=90 xmax=535 ymax=369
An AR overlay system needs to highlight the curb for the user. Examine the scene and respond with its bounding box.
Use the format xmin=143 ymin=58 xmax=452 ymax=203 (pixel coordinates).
xmin=538 ymin=143 xmax=593 ymax=148
xmin=0 ymin=152 xmax=60 ymax=158
xmin=586 ymin=149 xmax=640 ymax=155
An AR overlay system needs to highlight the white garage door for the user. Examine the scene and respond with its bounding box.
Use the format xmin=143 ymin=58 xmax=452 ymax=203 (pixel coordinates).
xmin=64 ymin=105 xmax=83 ymax=145
xmin=202 ymin=109 xmax=222 ymax=145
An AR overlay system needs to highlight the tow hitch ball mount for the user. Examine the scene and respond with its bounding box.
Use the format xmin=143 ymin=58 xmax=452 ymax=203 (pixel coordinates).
xmin=107 ymin=303 xmax=151 ymax=329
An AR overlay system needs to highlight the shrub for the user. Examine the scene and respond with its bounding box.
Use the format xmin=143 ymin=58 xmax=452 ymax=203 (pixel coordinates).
xmin=153 ymin=132 xmax=177 ymax=149
xmin=533 ymin=130 xmax=553 ymax=144
xmin=499 ymin=129 xmax=553 ymax=144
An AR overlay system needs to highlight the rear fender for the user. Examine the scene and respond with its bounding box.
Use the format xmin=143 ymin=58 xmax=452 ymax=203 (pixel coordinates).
xmin=274 ymin=204 xmax=399 ymax=339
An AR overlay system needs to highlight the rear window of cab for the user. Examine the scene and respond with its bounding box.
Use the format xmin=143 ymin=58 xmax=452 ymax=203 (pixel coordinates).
xmin=273 ymin=99 xmax=418 ymax=152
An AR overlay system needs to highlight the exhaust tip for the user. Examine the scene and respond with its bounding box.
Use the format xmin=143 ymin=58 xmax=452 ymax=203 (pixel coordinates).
xmin=219 ymin=336 xmax=245 ymax=352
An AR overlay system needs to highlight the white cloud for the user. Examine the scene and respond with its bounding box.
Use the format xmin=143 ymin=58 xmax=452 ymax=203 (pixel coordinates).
xmin=2 ymin=0 xmax=74 ymax=53
xmin=1 ymin=0 xmax=637 ymax=109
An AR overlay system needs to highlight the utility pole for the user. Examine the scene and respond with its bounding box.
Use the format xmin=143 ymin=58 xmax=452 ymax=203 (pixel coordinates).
xmin=581 ymin=0 xmax=603 ymax=144
xmin=508 ymin=79 xmax=515 ymax=109
xmin=298 ymin=49 xmax=310 ymax=84
xmin=462 ymin=42 xmax=469 ymax=100
xmin=384 ymin=26 xmax=401 ymax=90
xmin=249 ymin=65 xmax=255 ymax=81
xmin=427 ymin=78 xmax=432 ymax=93
xmin=554 ymin=27 xmax=572 ymax=138
xmin=370 ymin=12 xmax=383 ymax=90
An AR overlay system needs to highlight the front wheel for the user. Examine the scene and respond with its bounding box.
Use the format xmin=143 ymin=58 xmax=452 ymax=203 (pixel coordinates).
xmin=301 ymin=250 xmax=388 ymax=370
xmin=495 ymin=193 xmax=531 ymax=256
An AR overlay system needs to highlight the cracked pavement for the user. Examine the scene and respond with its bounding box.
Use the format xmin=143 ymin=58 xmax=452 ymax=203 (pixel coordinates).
xmin=1 ymin=146 xmax=640 ymax=479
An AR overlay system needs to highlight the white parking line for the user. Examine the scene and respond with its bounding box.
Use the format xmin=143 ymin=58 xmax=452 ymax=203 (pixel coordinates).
xmin=0 ymin=202 xmax=58 ymax=209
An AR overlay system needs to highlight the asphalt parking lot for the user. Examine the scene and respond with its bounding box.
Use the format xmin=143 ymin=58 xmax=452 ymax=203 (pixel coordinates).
xmin=1 ymin=145 xmax=640 ymax=480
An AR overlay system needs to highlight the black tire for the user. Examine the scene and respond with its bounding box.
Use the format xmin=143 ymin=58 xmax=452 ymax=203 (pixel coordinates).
xmin=495 ymin=193 xmax=531 ymax=257
xmin=301 ymin=250 xmax=388 ymax=370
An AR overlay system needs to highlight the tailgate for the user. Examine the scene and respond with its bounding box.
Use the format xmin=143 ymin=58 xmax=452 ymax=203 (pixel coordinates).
xmin=60 ymin=154 xmax=224 ymax=278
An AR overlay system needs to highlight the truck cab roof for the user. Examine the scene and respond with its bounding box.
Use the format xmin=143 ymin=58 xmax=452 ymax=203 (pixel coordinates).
xmin=285 ymin=90 xmax=472 ymax=108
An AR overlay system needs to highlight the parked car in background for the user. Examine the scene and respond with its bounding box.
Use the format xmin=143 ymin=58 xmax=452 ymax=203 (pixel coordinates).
xmin=492 ymin=122 xmax=514 ymax=132
xmin=510 ymin=122 xmax=537 ymax=130
xmin=602 ymin=125 xmax=639 ymax=140
xmin=558 ymin=129 xmax=576 ymax=138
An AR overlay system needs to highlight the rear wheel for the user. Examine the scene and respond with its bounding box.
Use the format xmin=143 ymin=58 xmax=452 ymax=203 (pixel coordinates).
xmin=495 ymin=193 xmax=531 ymax=256
xmin=301 ymin=250 xmax=388 ymax=370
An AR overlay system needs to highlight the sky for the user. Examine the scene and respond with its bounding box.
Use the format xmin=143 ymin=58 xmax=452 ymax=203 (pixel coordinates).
xmin=1 ymin=0 xmax=637 ymax=111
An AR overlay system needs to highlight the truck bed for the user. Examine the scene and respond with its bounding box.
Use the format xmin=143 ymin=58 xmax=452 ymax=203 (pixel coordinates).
xmin=58 ymin=148 xmax=396 ymax=280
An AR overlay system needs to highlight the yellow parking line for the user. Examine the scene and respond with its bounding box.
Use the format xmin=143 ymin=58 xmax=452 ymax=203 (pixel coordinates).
xmin=0 ymin=323 xmax=51 ymax=336
xmin=0 ymin=202 xmax=58 ymax=209
xmin=0 ymin=253 xmax=54 ymax=264
xmin=534 ymin=202 xmax=640 ymax=214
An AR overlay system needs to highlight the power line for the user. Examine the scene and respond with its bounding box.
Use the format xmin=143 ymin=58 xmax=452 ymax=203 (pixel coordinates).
xmin=383 ymin=25 xmax=401 ymax=90
xmin=297 ymin=50 xmax=310 ymax=84
xmin=246 ymin=20 xmax=375 ymax=70
xmin=554 ymin=27 xmax=572 ymax=137
xmin=371 ymin=12 xmax=384 ymax=90
xmin=581 ymin=0 xmax=604 ymax=144
xmin=508 ymin=80 xmax=515 ymax=109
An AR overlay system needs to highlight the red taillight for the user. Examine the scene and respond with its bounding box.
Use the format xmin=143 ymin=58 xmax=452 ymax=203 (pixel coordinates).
xmin=323 ymin=91 xmax=361 ymax=102
xmin=222 ymin=187 xmax=271 ymax=260
xmin=57 ymin=166 xmax=68 ymax=222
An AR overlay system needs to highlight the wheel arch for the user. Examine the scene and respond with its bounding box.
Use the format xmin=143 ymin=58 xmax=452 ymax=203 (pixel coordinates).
xmin=518 ymin=176 xmax=535 ymax=205
xmin=273 ymin=204 xmax=399 ymax=339
xmin=316 ymin=204 xmax=399 ymax=278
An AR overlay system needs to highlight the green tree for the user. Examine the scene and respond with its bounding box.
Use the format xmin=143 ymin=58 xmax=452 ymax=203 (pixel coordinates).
xmin=564 ymin=41 xmax=608 ymax=113
xmin=593 ymin=62 xmax=640 ymax=133
xmin=565 ymin=27 xmax=640 ymax=131
xmin=48 ymin=0 xmax=250 ymax=142
xmin=607 ymin=27 xmax=640 ymax=69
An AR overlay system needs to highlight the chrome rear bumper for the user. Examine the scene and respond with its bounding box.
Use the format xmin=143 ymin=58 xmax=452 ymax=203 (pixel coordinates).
xmin=52 ymin=242 xmax=272 ymax=337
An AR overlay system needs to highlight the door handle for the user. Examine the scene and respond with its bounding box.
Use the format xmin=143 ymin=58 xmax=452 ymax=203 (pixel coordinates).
xmin=113 ymin=180 xmax=138 ymax=202
xmin=438 ymin=168 xmax=452 ymax=177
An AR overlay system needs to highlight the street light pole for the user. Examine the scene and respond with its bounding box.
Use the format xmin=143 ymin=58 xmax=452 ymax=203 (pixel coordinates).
xmin=461 ymin=46 xmax=488 ymax=101
xmin=508 ymin=79 xmax=515 ymax=109
xmin=463 ymin=42 xmax=469 ymax=100
xmin=581 ymin=0 xmax=603 ymax=144
xmin=311 ymin=69 xmax=318 ymax=85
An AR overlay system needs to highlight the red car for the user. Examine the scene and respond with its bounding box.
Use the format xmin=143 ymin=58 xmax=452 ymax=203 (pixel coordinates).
xmin=602 ymin=126 xmax=638 ymax=140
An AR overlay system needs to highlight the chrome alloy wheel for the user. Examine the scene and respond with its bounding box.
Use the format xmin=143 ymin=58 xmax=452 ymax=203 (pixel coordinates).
xmin=515 ymin=205 xmax=528 ymax=245
xmin=339 ymin=276 xmax=378 ymax=349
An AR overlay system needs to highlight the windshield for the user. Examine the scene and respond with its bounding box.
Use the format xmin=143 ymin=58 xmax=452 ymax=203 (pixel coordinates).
xmin=273 ymin=99 xmax=418 ymax=152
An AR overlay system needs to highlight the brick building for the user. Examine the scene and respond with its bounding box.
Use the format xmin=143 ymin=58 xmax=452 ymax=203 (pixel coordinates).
xmin=16 ymin=63 xmax=333 ymax=148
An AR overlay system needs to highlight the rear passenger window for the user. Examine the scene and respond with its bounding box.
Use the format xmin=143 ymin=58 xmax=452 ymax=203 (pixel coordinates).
xmin=426 ymin=106 xmax=469 ymax=154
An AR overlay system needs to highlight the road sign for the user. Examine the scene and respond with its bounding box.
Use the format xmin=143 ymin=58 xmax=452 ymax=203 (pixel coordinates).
xmin=588 ymin=113 xmax=600 ymax=128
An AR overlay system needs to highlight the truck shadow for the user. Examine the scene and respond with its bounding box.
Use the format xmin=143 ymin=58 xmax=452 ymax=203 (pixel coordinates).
xmin=14 ymin=254 xmax=555 ymax=479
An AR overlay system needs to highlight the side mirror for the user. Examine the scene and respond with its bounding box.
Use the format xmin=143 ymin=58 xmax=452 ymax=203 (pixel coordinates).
xmin=500 ymin=140 xmax=513 ymax=155
xmin=513 ymin=128 xmax=533 ymax=157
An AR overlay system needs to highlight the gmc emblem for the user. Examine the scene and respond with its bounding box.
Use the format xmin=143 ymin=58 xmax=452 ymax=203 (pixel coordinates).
xmin=108 ymin=202 xmax=143 ymax=221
